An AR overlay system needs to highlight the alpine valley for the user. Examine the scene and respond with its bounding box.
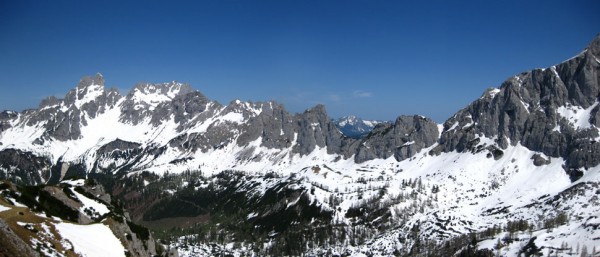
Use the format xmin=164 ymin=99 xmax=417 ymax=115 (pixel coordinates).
xmin=1 ymin=35 xmax=600 ymax=257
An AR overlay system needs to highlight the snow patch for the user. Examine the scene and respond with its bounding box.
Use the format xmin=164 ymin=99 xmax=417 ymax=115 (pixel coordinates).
xmin=61 ymin=179 xmax=86 ymax=187
xmin=55 ymin=222 xmax=125 ymax=257
xmin=0 ymin=205 xmax=10 ymax=212
xmin=220 ymin=112 xmax=244 ymax=123
xmin=74 ymin=84 xmax=104 ymax=109
xmin=72 ymin=190 xmax=110 ymax=217
xmin=556 ymin=101 xmax=599 ymax=130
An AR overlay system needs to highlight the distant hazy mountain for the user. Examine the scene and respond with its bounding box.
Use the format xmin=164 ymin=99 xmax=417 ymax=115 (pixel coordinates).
xmin=333 ymin=115 xmax=386 ymax=138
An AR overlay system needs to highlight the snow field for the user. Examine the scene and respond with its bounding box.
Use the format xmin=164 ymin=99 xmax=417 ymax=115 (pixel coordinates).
xmin=54 ymin=222 xmax=126 ymax=257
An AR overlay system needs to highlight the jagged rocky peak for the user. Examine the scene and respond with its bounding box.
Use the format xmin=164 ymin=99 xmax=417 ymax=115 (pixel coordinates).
xmin=0 ymin=111 xmax=16 ymax=134
xmin=234 ymin=100 xmax=296 ymax=149
xmin=353 ymin=115 xmax=439 ymax=163
xmin=37 ymin=73 xmax=123 ymax=112
xmin=17 ymin=74 xmax=125 ymax=141
xmin=63 ymin=73 xmax=106 ymax=106
xmin=587 ymin=33 xmax=600 ymax=58
xmin=223 ymin=99 xmax=267 ymax=118
xmin=299 ymin=104 xmax=330 ymax=125
xmin=0 ymin=110 xmax=18 ymax=120
xmin=120 ymin=81 xmax=202 ymax=125
xmin=436 ymin=34 xmax=600 ymax=177
xmin=38 ymin=95 xmax=61 ymax=109
xmin=293 ymin=104 xmax=344 ymax=155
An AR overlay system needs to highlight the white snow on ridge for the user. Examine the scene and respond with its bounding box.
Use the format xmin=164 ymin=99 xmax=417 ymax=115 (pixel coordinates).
xmin=243 ymin=102 xmax=263 ymax=116
xmin=0 ymin=118 xmax=46 ymax=153
xmin=61 ymin=179 xmax=85 ymax=187
xmin=362 ymin=120 xmax=380 ymax=127
xmin=132 ymin=89 xmax=171 ymax=108
xmin=220 ymin=112 xmax=244 ymax=123
xmin=336 ymin=116 xmax=381 ymax=128
xmin=481 ymin=88 xmax=501 ymax=99
xmin=488 ymin=88 xmax=500 ymax=98
xmin=130 ymin=83 xmax=185 ymax=108
xmin=55 ymin=222 xmax=125 ymax=257
xmin=74 ymin=84 xmax=104 ymax=109
xmin=336 ymin=116 xmax=358 ymax=127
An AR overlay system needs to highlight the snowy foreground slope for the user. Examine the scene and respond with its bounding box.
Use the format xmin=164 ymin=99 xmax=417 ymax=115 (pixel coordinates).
xmin=166 ymin=143 xmax=600 ymax=256
xmin=0 ymin=179 xmax=162 ymax=257
xmin=0 ymin=35 xmax=600 ymax=256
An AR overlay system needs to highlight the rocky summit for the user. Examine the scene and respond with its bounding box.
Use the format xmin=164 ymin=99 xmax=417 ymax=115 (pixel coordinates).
xmin=0 ymin=35 xmax=600 ymax=256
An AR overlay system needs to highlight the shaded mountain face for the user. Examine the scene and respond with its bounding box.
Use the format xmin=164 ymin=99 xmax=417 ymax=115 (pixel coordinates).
xmin=0 ymin=35 xmax=599 ymax=256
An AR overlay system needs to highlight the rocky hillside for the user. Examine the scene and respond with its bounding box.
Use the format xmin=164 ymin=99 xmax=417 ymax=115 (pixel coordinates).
xmin=0 ymin=34 xmax=599 ymax=256
xmin=0 ymin=179 xmax=171 ymax=257
xmin=435 ymin=35 xmax=600 ymax=179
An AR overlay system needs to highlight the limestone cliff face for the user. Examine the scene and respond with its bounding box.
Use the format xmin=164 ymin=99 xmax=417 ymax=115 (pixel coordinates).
xmin=433 ymin=34 xmax=600 ymax=178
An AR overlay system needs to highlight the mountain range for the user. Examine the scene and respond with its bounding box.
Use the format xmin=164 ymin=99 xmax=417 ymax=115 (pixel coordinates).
xmin=1 ymin=34 xmax=599 ymax=256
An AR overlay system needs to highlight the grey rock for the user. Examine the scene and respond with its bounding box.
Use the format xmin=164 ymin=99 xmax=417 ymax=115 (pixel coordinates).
xmin=437 ymin=34 xmax=600 ymax=172
xmin=106 ymin=215 xmax=159 ymax=257
xmin=0 ymin=111 xmax=17 ymax=133
xmin=120 ymin=82 xmax=195 ymax=125
xmin=39 ymin=95 xmax=61 ymax=109
xmin=236 ymin=101 xmax=295 ymax=149
xmin=97 ymin=139 xmax=142 ymax=154
xmin=0 ymin=149 xmax=52 ymax=185
xmin=93 ymin=139 xmax=144 ymax=173
xmin=354 ymin=115 xmax=439 ymax=163
xmin=42 ymin=186 xmax=94 ymax=224
xmin=531 ymin=153 xmax=551 ymax=166
xmin=292 ymin=104 xmax=345 ymax=155
xmin=0 ymin=219 xmax=41 ymax=257
xmin=23 ymin=73 xmax=123 ymax=141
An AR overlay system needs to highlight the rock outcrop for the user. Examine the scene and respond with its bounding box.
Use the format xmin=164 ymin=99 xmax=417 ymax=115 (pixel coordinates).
xmin=435 ymin=34 xmax=600 ymax=176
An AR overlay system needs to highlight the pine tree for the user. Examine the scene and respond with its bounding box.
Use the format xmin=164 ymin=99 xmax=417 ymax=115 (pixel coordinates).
xmin=580 ymin=244 xmax=588 ymax=257
xmin=494 ymin=238 xmax=503 ymax=256
xmin=570 ymin=245 xmax=574 ymax=255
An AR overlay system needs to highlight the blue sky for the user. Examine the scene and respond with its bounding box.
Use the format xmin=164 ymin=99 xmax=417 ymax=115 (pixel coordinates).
xmin=0 ymin=1 xmax=598 ymax=122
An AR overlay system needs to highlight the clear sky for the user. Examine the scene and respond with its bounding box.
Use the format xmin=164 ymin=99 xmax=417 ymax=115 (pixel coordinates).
xmin=0 ymin=1 xmax=598 ymax=122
